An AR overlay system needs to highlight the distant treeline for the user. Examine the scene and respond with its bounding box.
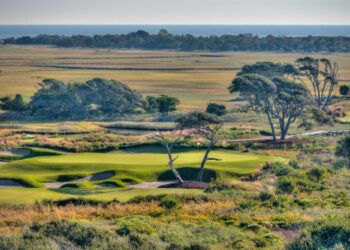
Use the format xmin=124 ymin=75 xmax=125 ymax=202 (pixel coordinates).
xmin=3 ymin=29 xmax=350 ymax=52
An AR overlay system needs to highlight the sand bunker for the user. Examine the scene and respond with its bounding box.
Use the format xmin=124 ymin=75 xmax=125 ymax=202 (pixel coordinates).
xmin=0 ymin=148 xmax=30 ymax=156
xmin=44 ymin=171 xmax=115 ymax=189
xmin=0 ymin=179 xmax=25 ymax=188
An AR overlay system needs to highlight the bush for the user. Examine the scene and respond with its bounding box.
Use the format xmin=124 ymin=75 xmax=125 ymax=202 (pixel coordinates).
xmin=277 ymin=178 xmax=295 ymax=193
xmin=308 ymin=168 xmax=325 ymax=181
xmin=287 ymin=217 xmax=350 ymax=250
xmin=259 ymin=192 xmax=273 ymax=202
xmin=272 ymin=162 xmax=294 ymax=176
xmin=288 ymin=160 xmax=301 ymax=169
xmin=160 ymin=197 xmax=181 ymax=210
xmin=116 ymin=217 xmax=156 ymax=236
xmin=206 ymin=103 xmax=226 ymax=116
xmin=339 ymin=85 xmax=350 ymax=96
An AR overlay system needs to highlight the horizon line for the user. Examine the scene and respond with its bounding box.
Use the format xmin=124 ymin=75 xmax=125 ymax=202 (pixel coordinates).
xmin=1 ymin=23 xmax=350 ymax=26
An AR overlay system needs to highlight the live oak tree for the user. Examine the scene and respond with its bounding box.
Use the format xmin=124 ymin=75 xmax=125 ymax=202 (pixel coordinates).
xmin=206 ymin=103 xmax=226 ymax=116
xmin=145 ymin=95 xmax=180 ymax=114
xmin=295 ymin=57 xmax=339 ymax=112
xmin=0 ymin=94 xmax=27 ymax=112
xmin=176 ymin=112 xmax=223 ymax=182
xmin=28 ymin=78 xmax=145 ymax=120
xmin=151 ymin=131 xmax=184 ymax=183
xmin=229 ymin=74 xmax=310 ymax=141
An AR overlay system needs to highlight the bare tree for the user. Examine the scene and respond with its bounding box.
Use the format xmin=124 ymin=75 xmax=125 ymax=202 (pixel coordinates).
xmin=151 ymin=130 xmax=184 ymax=183
xmin=177 ymin=112 xmax=223 ymax=182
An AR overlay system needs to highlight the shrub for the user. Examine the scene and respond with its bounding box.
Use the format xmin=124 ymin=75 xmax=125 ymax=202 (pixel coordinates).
xmin=272 ymin=162 xmax=294 ymax=176
xmin=277 ymin=178 xmax=295 ymax=193
xmin=287 ymin=216 xmax=350 ymax=250
xmin=206 ymin=103 xmax=226 ymax=116
xmin=308 ymin=168 xmax=325 ymax=181
xmin=259 ymin=192 xmax=273 ymax=202
xmin=160 ymin=197 xmax=181 ymax=210
xmin=288 ymin=160 xmax=301 ymax=169
xmin=116 ymin=216 xmax=156 ymax=236
xmin=339 ymin=85 xmax=350 ymax=96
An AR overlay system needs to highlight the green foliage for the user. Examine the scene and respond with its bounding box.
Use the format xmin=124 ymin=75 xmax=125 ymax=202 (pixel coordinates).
xmin=339 ymin=85 xmax=350 ymax=96
xmin=145 ymin=95 xmax=159 ymax=112
xmin=28 ymin=78 xmax=144 ymax=120
xmin=206 ymin=103 xmax=226 ymax=116
xmin=277 ymin=178 xmax=295 ymax=193
xmin=336 ymin=136 xmax=350 ymax=168
xmin=6 ymin=31 xmax=350 ymax=53
xmin=176 ymin=111 xmax=222 ymax=130
xmin=230 ymin=72 xmax=310 ymax=140
xmin=271 ymin=162 xmax=294 ymax=176
xmin=160 ymin=197 xmax=181 ymax=210
xmin=156 ymin=95 xmax=180 ymax=114
xmin=287 ymin=216 xmax=350 ymax=250
xmin=259 ymin=192 xmax=273 ymax=202
xmin=307 ymin=168 xmax=325 ymax=181
xmin=0 ymin=94 xmax=27 ymax=112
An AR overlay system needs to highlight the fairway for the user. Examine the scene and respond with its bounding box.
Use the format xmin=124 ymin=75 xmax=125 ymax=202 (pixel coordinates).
xmin=0 ymin=147 xmax=286 ymax=203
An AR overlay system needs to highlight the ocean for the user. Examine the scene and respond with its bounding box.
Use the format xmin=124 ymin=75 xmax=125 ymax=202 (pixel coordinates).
xmin=0 ymin=25 xmax=350 ymax=39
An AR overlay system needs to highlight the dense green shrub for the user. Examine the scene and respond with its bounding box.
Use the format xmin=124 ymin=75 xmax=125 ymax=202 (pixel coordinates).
xmin=206 ymin=103 xmax=226 ymax=116
xmin=272 ymin=162 xmax=294 ymax=176
xmin=307 ymin=167 xmax=325 ymax=181
xmin=287 ymin=216 xmax=350 ymax=250
xmin=160 ymin=197 xmax=181 ymax=210
xmin=339 ymin=85 xmax=350 ymax=96
xmin=277 ymin=178 xmax=295 ymax=193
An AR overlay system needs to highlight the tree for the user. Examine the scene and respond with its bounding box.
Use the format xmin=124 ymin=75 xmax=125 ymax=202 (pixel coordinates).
xmin=295 ymin=57 xmax=339 ymax=111
xmin=176 ymin=112 xmax=223 ymax=182
xmin=151 ymin=131 xmax=184 ymax=183
xmin=237 ymin=61 xmax=297 ymax=78
xmin=229 ymin=74 xmax=310 ymax=141
xmin=339 ymin=85 xmax=350 ymax=96
xmin=156 ymin=95 xmax=179 ymax=114
xmin=0 ymin=94 xmax=27 ymax=111
xmin=206 ymin=103 xmax=226 ymax=116
xmin=29 ymin=78 xmax=145 ymax=120
xmin=336 ymin=136 xmax=350 ymax=168
xmin=145 ymin=96 xmax=159 ymax=112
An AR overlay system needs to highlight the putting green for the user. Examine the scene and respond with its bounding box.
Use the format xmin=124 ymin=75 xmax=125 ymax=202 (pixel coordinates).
xmin=0 ymin=147 xmax=286 ymax=204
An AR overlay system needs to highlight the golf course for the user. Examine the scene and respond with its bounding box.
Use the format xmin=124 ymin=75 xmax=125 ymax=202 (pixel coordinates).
xmin=0 ymin=146 xmax=285 ymax=204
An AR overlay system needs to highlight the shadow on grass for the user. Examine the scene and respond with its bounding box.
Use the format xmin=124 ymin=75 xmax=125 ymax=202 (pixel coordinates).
xmin=119 ymin=145 xmax=204 ymax=154
xmin=51 ymin=187 xmax=111 ymax=195
xmin=157 ymin=167 xmax=217 ymax=183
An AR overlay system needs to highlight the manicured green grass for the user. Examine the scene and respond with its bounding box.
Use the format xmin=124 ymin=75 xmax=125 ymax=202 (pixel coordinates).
xmin=0 ymin=147 xmax=285 ymax=182
xmin=0 ymin=187 xmax=202 ymax=204
xmin=0 ymin=146 xmax=286 ymax=204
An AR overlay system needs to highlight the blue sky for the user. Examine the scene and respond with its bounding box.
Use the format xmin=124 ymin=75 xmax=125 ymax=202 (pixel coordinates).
xmin=0 ymin=0 xmax=349 ymax=25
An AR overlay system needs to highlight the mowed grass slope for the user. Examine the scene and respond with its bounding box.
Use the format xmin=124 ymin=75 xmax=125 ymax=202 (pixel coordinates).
xmin=0 ymin=147 xmax=286 ymax=203
xmin=0 ymin=147 xmax=285 ymax=182
xmin=1 ymin=45 xmax=349 ymax=110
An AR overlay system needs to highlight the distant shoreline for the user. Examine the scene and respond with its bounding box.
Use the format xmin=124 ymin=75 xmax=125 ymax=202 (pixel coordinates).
xmin=1 ymin=24 xmax=350 ymax=39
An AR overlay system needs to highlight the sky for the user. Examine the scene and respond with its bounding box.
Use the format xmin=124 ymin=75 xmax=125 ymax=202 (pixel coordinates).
xmin=0 ymin=0 xmax=349 ymax=25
